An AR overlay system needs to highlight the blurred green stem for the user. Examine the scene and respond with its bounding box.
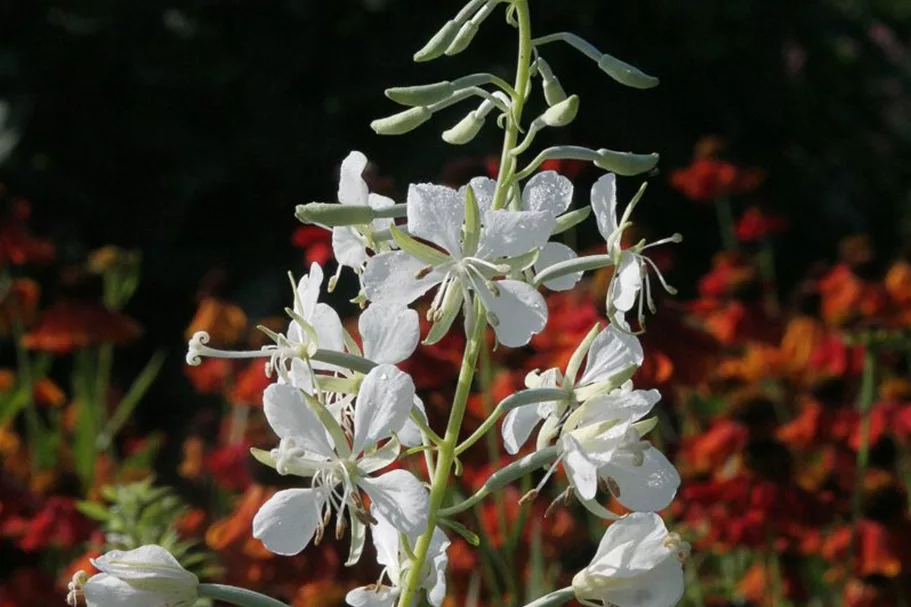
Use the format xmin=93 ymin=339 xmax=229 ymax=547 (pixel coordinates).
xmin=850 ymin=346 xmax=877 ymax=557
xmin=714 ymin=195 xmax=737 ymax=251
xmin=198 ymin=584 xmax=289 ymax=607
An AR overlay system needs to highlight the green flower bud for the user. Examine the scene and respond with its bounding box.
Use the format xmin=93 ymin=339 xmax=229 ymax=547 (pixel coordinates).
xmin=385 ymin=81 xmax=454 ymax=106
xmin=594 ymin=149 xmax=660 ymax=176
xmin=295 ymin=203 xmax=375 ymax=226
xmin=597 ymin=53 xmax=659 ymax=89
xmin=442 ymin=111 xmax=485 ymax=145
xmin=541 ymin=94 xmax=579 ymax=127
xmin=414 ymin=20 xmax=460 ymax=62
xmin=370 ymin=106 xmax=432 ymax=136
xmin=537 ymin=57 xmax=568 ymax=106
xmin=445 ymin=20 xmax=479 ymax=56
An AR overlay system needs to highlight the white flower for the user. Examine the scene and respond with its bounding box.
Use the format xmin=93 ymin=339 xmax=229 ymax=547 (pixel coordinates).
xmin=333 ymin=151 xmax=398 ymax=276
xmin=559 ymin=382 xmax=680 ymax=515
xmin=590 ymin=174 xmax=680 ymax=331
xmin=572 ymin=513 xmax=688 ymax=607
xmin=345 ymin=516 xmax=450 ymax=607
xmin=519 ymin=171 xmax=584 ymax=292
xmin=252 ymin=364 xmax=429 ymax=563
xmin=67 ymin=545 xmax=198 ymax=607
xmin=362 ymin=180 xmax=555 ymax=347
xmin=502 ymin=323 xmax=643 ymax=455
xmin=185 ymin=262 xmax=344 ymax=378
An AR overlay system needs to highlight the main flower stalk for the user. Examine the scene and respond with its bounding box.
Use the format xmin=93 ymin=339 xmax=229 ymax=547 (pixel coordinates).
xmin=397 ymin=4 xmax=534 ymax=603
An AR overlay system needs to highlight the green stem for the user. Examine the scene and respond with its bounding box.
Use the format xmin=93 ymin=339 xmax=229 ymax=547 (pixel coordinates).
xmin=850 ymin=346 xmax=877 ymax=557
xmin=441 ymin=446 xmax=558 ymax=516
xmin=395 ymin=303 xmax=486 ymax=607
xmin=456 ymin=387 xmax=568 ymax=455
xmin=198 ymin=584 xmax=290 ymax=607
xmin=492 ymin=0 xmax=533 ymax=211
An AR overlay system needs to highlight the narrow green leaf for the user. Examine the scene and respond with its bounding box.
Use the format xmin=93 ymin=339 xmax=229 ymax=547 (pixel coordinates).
xmin=439 ymin=518 xmax=481 ymax=546
xmin=389 ymin=225 xmax=450 ymax=266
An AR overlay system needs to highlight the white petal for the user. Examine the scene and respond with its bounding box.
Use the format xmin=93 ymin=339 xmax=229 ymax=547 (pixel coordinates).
xmin=368 ymin=193 xmax=397 ymax=233
xmin=474 ymin=279 xmax=547 ymax=348
xmin=359 ymin=470 xmax=429 ymax=538
xmin=502 ymin=405 xmax=545 ymax=455
xmin=91 ymin=545 xmax=187 ymax=579
xmin=358 ymin=435 xmax=401 ymax=474
xmin=426 ymin=550 xmax=449 ymax=607
xmin=263 ymin=383 xmax=335 ymax=456
xmin=345 ymin=586 xmax=399 ymax=607
xmin=407 ymin=183 xmax=465 ymax=256
xmin=252 ymin=488 xmax=326 ymax=556
xmin=362 ymin=251 xmax=444 ymax=305
xmin=602 ymin=448 xmax=680 ymax=513
xmin=461 ymin=177 xmax=497 ymax=214
xmin=360 ymin=304 xmax=419 ymax=364
xmin=610 ymin=251 xmax=642 ymax=313
xmin=352 ymin=365 xmax=416 ymax=454
xmin=312 ymin=303 xmax=346 ymax=366
xmin=577 ymin=389 xmax=660 ymax=428
xmin=83 ymin=574 xmax=165 ymax=607
xmin=561 ymin=434 xmax=600 ymax=500
xmin=397 ymin=396 xmax=428 ymax=448
xmin=589 ymin=512 xmax=674 ymax=577
xmin=522 ymin=171 xmax=573 ymax=216
xmin=295 ymin=262 xmax=324 ymax=321
xmin=338 ymin=151 xmax=369 ymax=206
xmin=579 ymin=325 xmax=644 ymax=386
xmin=346 ymin=515 xmax=367 ymax=566
xmin=284 ymin=358 xmax=316 ymax=392
xmin=599 ymin=557 xmax=684 ymax=607
xmin=590 ymin=173 xmax=619 ymax=242
xmin=476 ymin=210 xmax=555 ymax=259
xmin=370 ymin=514 xmax=401 ymax=571
xmin=333 ymin=227 xmax=368 ymax=269
xmin=534 ymin=242 xmax=581 ymax=291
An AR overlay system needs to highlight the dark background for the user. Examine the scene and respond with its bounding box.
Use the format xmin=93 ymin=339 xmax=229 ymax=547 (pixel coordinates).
xmin=1 ymin=0 xmax=910 ymax=434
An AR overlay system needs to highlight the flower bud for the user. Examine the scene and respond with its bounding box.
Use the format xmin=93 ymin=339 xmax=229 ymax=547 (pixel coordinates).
xmin=442 ymin=111 xmax=485 ymax=145
xmin=536 ymin=57 xmax=567 ymax=106
xmin=597 ymin=53 xmax=659 ymax=89
xmin=370 ymin=106 xmax=432 ymax=136
xmin=295 ymin=202 xmax=375 ymax=226
xmin=540 ymin=94 xmax=579 ymax=128
xmin=414 ymin=20 xmax=460 ymax=62
xmin=385 ymin=81 xmax=454 ymax=106
xmin=594 ymin=149 xmax=659 ymax=176
xmin=445 ymin=20 xmax=479 ymax=56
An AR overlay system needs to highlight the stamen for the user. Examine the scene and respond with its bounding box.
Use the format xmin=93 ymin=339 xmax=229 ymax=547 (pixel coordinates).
xmin=186 ymin=331 xmax=280 ymax=366
xmin=642 ymin=255 xmax=678 ymax=295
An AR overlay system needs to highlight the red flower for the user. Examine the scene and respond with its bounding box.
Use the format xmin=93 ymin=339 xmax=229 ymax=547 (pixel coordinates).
xmin=22 ymin=302 xmax=142 ymax=353
xmin=206 ymin=443 xmax=254 ymax=492
xmin=735 ymin=206 xmax=788 ymax=242
xmin=291 ymin=225 xmax=333 ymax=267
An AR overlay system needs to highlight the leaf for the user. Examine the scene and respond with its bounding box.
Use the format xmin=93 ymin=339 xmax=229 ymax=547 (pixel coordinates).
xmin=389 ymin=224 xmax=450 ymax=266
xmin=439 ymin=518 xmax=480 ymax=546
xmin=96 ymin=350 xmax=166 ymax=450
xmin=76 ymin=500 xmax=112 ymax=521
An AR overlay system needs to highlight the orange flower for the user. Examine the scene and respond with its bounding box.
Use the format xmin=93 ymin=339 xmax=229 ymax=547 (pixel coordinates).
xmin=885 ymin=259 xmax=911 ymax=307
xmin=22 ymin=302 xmax=142 ymax=352
xmin=184 ymin=358 xmax=233 ymax=394
xmin=291 ymin=580 xmax=349 ymax=607
xmin=670 ymin=157 xmax=764 ymax=202
xmin=229 ymin=360 xmax=271 ymax=407
xmin=716 ymin=342 xmax=782 ymax=383
xmin=0 ymin=199 xmax=55 ymax=268
xmin=779 ymin=315 xmax=826 ymax=377
xmin=185 ymin=297 xmax=247 ymax=345
xmin=698 ymin=251 xmax=757 ymax=299
xmin=179 ymin=436 xmax=205 ymax=481
xmin=818 ymin=264 xmax=887 ymax=326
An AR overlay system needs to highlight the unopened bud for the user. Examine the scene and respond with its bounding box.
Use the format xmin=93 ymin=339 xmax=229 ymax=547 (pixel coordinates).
xmin=295 ymin=203 xmax=374 ymax=226
xmin=537 ymin=58 xmax=568 ymax=106
xmin=445 ymin=20 xmax=479 ymax=56
xmin=442 ymin=111 xmax=485 ymax=145
xmin=594 ymin=149 xmax=660 ymax=176
xmin=414 ymin=20 xmax=460 ymax=62
xmin=597 ymin=53 xmax=659 ymax=89
xmin=370 ymin=106 xmax=432 ymax=136
xmin=385 ymin=81 xmax=454 ymax=106
xmin=541 ymin=94 xmax=579 ymax=128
